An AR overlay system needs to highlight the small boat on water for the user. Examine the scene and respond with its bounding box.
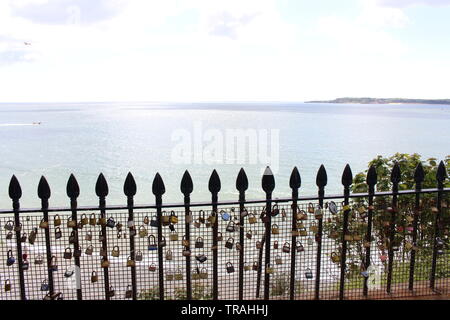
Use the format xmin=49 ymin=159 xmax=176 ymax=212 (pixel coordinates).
xmin=32 ymin=122 xmax=42 ymax=125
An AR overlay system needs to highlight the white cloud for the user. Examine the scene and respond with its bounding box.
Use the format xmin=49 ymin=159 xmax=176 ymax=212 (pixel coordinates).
xmin=375 ymin=0 xmax=450 ymax=7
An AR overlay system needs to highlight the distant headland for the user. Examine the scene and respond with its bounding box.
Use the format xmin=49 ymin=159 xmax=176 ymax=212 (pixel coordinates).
xmin=305 ymin=97 xmax=450 ymax=105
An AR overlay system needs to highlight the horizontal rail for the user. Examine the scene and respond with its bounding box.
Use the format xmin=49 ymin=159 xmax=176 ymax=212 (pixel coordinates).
xmin=0 ymin=187 xmax=448 ymax=215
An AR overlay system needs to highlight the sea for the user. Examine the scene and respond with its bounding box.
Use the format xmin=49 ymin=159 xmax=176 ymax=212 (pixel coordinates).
xmin=0 ymin=102 xmax=449 ymax=209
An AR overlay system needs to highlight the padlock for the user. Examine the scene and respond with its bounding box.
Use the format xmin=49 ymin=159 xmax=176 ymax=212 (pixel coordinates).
xmin=260 ymin=211 xmax=270 ymax=223
xmin=266 ymin=264 xmax=275 ymax=274
xmin=6 ymin=232 xmax=13 ymax=240
xmin=69 ymin=231 xmax=76 ymax=244
xmin=275 ymin=255 xmax=282 ymax=265
xmin=226 ymin=221 xmax=236 ymax=232
xmin=296 ymin=241 xmax=305 ymax=252
xmin=182 ymin=247 xmax=191 ymax=257
xmin=200 ymin=268 xmax=208 ymax=279
xmin=192 ymin=269 xmax=200 ymax=280
xmin=246 ymin=230 xmax=253 ymax=239
xmin=248 ymin=214 xmax=257 ymax=224
xmin=379 ymin=254 xmax=387 ymax=262
xmin=143 ymin=216 xmax=150 ymax=225
xmin=4 ymin=220 xmax=14 ymax=231
xmin=41 ymin=280 xmax=49 ymax=291
xmin=169 ymin=231 xmax=179 ymax=241
xmin=6 ymin=250 xmax=15 ymax=266
xmin=305 ymin=268 xmax=313 ymax=279
xmin=89 ymin=213 xmax=97 ymax=226
xmin=314 ymin=205 xmax=323 ymax=220
xmin=63 ymin=248 xmax=72 ymax=259
xmin=252 ymin=261 xmax=259 ymax=271
xmin=85 ymin=245 xmax=94 ymax=255
xmin=166 ymin=271 xmax=174 ymax=281
xmin=77 ymin=221 xmax=84 ymax=230
xmin=4 ymin=279 xmax=11 ymax=292
xmin=108 ymin=286 xmax=115 ymax=298
xmin=207 ymin=211 xmax=217 ymax=225
xmin=22 ymin=260 xmax=30 ymax=271
xmin=169 ymin=211 xmax=179 ymax=224
xmin=331 ymin=252 xmax=340 ymax=263
xmin=271 ymin=224 xmax=280 ymax=235
xmin=308 ymin=203 xmax=315 ymax=214
xmin=14 ymin=223 xmax=22 ymax=232
xmin=217 ymin=232 xmax=223 ymax=241
xmin=148 ymin=263 xmax=157 ymax=272
xmin=328 ymin=201 xmax=338 ymax=215
xmin=64 ymin=267 xmax=74 ymax=278
xmin=106 ymin=217 xmax=116 ymax=228
xmin=241 ymin=208 xmax=249 ymax=218
xmin=186 ymin=211 xmax=193 ymax=224
xmin=220 ymin=210 xmax=230 ymax=221
xmin=225 ymin=238 xmax=234 ymax=249
xmin=195 ymin=237 xmax=204 ymax=249
xmin=138 ymin=225 xmax=148 ymax=238
xmin=273 ymin=240 xmax=279 ymax=249
xmin=256 ymin=241 xmax=262 ymax=249
xmin=83 ymin=231 xmax=92 ymax=242
xmin=28 ymin=228 xmax=37 ymax=245
xmin=310 ymin=222 xmax=318 ymax=233
xmin=297 ymin=210 xmax=307 ymax=221
xmin=160 ymin=236 xmax=167 ymax=247
xmin=125 ymin=285 xmax=133 ymax=299
xmin=175 ymin=269 xmax=183 ymax=281
xmin=80 ymin=214 xmax=88 ymax=225
xmin=165 ymin=249 xmax=173 ymax=261
xmin=353 ymin=233 xmax=362 ymax=241
xmin=20 ymin=233 xmax=27 ymax=243
xmin=101 ymin=258 xmax=110 ymax=268
xmin=307 ymin=237 xmax=313 ymax=246
xmin=244 ymin=263 xmax=251 ymax=271
xmin=271 ymin=204 xmax=280 ymax=217
xmin=291 ymin=229 xmax=300 ymax=237
xmin=67 ymin=217 xmax=77 ymax=228
xmin=198 ymin=210 xmax=206 ymax=224
xmin=150 ymin=215 xmax=158 ymax=228
xmin=135 ymin=251 xmax=143 ymax=261
xmin=98 ymin=216 xmax=107 ymax=226
xmin=182 ymin=235 xmax=190 ymax=247
xmin=282 ymin=242 xmax=290 ymax=253
xmin=39 ymin=218 xmax=49 ymax=229
xmin=299 ymin=227 xmax=308 ymax=237
xmin=90 ymin=271 xmax=98 ymax=283
xmin=226 ymin=262 xmax=235 ymax=274
xmin=147 ymin=235 xmax=157 ymax=251
xmin=111 ymin=246 xmax=120 ymax=258
xmin=161 ymin=212 xmax=170 ymax=226
xmin=50 ymin=256 xmax=58 ymax=271
xmin=117 ymin=230 xmax=123 ymax=239
xmin=35 ymin=254 xmax=44 ymax=265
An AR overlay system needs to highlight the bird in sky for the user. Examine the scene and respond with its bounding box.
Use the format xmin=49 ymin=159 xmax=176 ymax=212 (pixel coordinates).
xmin=24 ymin=42 xmax=31 ymax=46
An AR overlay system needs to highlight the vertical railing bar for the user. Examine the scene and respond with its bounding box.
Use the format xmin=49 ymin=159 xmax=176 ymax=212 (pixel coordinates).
xmin=41 ymin=196 xmax=55 ymax=297
xmin=184 ymin=195 xmax=192 ymax=300
xmin=238 ymin=188 xmax=246 ymax=300
xmin=339 ymin=164 xmax=352 ymax=300
xmin=363 ymin=180 xmax=375 ymax=296
xmin=9 ymin=177 xmax=26 ymax=300
xmin=315 ymin=184 xmax=324 ymax=300
xmin=430 ymin=163 xmax=445 ymax=290
xmin=156 ymin=197 xmax=164 ymax=300
xmin=409 ymin=170 xmax=422 ymax=291
xmin=127 ymin=195 xmax=137 ymax=300
xmin=339 ymin=192 xmax=350 ymax=300
xmin=69 ymin=196 xmax=82 ymax=300
xmin=211 ymin=194 xmax=218 ymax=300
xmin=99 ymin=196 xmax=110 ymax=300
xmin=255 ymin=235 xmax=265 ymax=298
xmin=387 ymin=164 xmax=400 ymax=294
xmin=262 ymin=167 xmax=275 ymax=300
xmin=289 ymin=188 xmax=298 ymax=300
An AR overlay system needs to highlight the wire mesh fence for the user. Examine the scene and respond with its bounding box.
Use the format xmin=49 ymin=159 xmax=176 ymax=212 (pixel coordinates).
xmin=0 ymin=163 xmax=448 ymax=300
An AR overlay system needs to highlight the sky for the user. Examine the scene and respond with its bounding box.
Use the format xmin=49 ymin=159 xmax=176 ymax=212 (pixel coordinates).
xmin=1 ymin=0 xmax=450 ymax=102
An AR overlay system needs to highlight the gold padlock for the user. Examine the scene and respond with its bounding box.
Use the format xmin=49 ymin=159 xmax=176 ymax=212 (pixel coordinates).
xmin=39 ymin=218 xmax=49 ymax=229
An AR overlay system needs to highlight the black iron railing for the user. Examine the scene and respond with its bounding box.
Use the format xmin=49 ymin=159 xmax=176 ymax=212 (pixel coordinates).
xmin=0 ymin=162 xmax=448 ymax=300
